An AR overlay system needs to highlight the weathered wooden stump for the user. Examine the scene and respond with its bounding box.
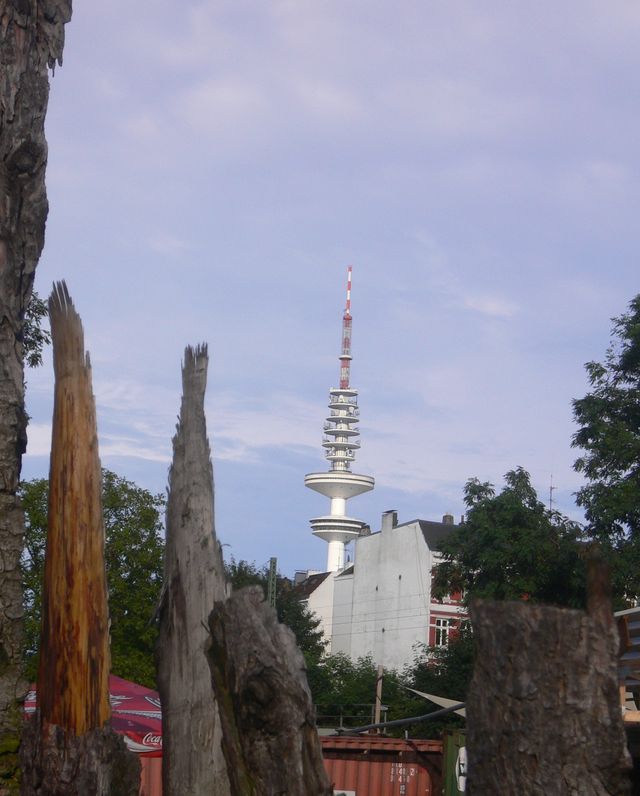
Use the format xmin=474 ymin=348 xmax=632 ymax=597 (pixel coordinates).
xmin=20 ymin=284 xmax=139 ymax=795
xmin=156 ymin=345 xmax=229 ymax=795
xmin=0 ymin=2 xmax=72 ymax=783
xmin=467 ymin=556 xmax=630 ymax=795
xmin=208 ymin=586 xmax=333 ymax=796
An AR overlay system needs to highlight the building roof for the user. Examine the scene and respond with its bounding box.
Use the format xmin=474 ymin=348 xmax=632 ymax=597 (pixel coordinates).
xmin=295 ymin=519 xmax=458 ymax=601
xmin=396 ymin=518 xmax=459 ymax=551
xmin=335 ymin=562 xmax=354 ymax=578
xmin=293 ymin=571 xmax=332 ymax=599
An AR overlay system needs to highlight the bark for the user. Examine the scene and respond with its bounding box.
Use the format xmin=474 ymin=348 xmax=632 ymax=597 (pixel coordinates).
xmin=467 ymin=558 xmax=631 ymax=795
xmin=0 ymin=0 xmax=71 ymax=746
xmin=156 ymin=345 xmax=229 ymax=795
xmin=20 ymin=721 xmax=139 ymax=796
xmin=20 ymin=283 xmax=138 ymax=795
xmin=208 ymin=586 xmax=333 ymax=796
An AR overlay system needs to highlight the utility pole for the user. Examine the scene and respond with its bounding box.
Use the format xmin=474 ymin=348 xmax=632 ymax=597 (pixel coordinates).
xmin=549 ymin=474 xmax=556 ymax=511
xmin=267 ymin=557 xmax=277 ymax=608
xmin=374 ymin=665 xmax=384 ymax=730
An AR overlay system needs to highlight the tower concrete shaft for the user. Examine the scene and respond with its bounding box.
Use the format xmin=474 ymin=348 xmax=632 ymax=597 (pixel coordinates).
xmin=305 ymin=267 xmax=374 ymax=572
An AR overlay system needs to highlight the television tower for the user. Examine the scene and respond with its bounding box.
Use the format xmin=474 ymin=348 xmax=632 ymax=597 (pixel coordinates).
xmin=305 ymin=267 xmax=375 ymax=572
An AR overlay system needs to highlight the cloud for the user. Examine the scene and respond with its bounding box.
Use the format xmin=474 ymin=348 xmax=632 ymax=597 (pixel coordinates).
xmin=291 ymin=78 xmax=364 ymax=122
xmin=462 ymin=294 xmax=519 ymax=318
xmin=120 ymin=112 xmax=163 ymax=143
xmin=25 ymin=424 xmax=52 ymax=458
xmin=382 ymin=77 xmax=536 ymax=142
xmin=139 ymin=3 xmax=239 ymax=70
xmin=177 ymin=77 xmax=271 ymax=139
xmin=210 ymin=393 xmax=319 ymax=462
xmin=99 ymin=434 xmax=170 ymax=464
xmin=555 ymin=159 xmax=630 ymax=208
xmin=95 ymin=74 xmax=124 ymax=101
xmin=148 ymin=234 xmax=189 ymax=257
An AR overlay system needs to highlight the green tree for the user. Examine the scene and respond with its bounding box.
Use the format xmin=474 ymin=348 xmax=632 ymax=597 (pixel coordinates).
xmin=20 ymin=470 xmax=164 ymax=687
xmin=224 ymin=558 xmax=327 ymax=664
xmin=307 ymin=652 xmax=404 ymax=728
xmin=397 ymin=627 xmax=474 ymax=737
xmin=23 ymin=291 xmax=51 ymax=369
xmin=433 ymin=468 xmax=587 ymax=608
xmin=572 ymin=295 xmax=640 ymax=602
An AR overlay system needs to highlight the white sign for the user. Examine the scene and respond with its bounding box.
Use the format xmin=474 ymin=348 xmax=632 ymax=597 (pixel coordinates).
xmin=456 ymin=746 xmax=467 ymax=792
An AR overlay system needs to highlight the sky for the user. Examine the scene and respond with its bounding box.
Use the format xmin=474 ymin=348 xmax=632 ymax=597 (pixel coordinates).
xmin=22 ymin=0 xmax=640 ymax=577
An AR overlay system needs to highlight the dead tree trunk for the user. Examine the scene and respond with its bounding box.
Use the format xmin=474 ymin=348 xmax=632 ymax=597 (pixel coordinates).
xmin=20 ymin=284 xmax=139 ymax=795
xmin=208 ymin=587 xmax=333 ymax=796
xmin=467 ymin=557 xmax=630 ymax=795
xmin=156 ymin=345 xmax=229 ymax=795
xmin=0 ymin=0 xmax=71 ymax=766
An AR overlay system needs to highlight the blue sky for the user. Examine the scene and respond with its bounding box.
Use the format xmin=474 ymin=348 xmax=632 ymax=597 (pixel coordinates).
xmin=23 ymin=1 xmax=640 ymax=576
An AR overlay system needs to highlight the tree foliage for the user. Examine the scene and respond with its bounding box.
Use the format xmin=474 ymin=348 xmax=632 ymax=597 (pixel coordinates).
xmin=307 ymin=653 xmax=392 ymax=727
xmin=224 ymin=558 xmax=327 ymax=664
xmin=306 ymin=638 xmax=473 ymax=736
xmin=572 ymin=295 xmax=640 ymax=602
xmin=20 ymin=470 xmax=164 ymax=687
xmin=395 ymin=628 xmax=475 ymax=737
xmin=433 ymin=468 xmax=587 ymax=608
xmin=23 ymin=291 xmax=51 ymax=369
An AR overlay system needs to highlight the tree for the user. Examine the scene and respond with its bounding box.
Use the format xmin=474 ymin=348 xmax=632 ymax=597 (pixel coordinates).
xmin=396 ymin=628 xmax=474 ymax=737
xmin=20 ymin=470 xmax=164 ymax=687
xmin=225 ymin=559 xmax=327 ymax=664
xmin=573 ymin=294 xmax=640 ymax=602
xmin=433 ymin=468 xmax=587 ymax=608
xmin=306 ymin=653 xmax=401 ymax=727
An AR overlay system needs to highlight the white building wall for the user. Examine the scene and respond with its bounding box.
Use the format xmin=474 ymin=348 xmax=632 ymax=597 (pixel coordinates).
xmin=348 ymin=521 xmax=434 ymax=671
xmin=306 ymin=574 xmax=336 ymax=654
xmin=330 ymin=569 xmax=354 ymax=656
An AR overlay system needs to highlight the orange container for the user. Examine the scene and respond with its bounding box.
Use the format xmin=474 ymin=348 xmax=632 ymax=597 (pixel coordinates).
xmin=321 ymin=735 xmax=443 ymax=795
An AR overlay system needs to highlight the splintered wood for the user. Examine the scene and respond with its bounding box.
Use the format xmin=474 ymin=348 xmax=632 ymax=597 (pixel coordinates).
xmin=157 ymin=345 xmax=229 ymax=795
xmin=20 ymin=283 xmax=138 ymax=796
xmin=38 ymin=282 xmax=110 ymax=732
xmin=158 ymin=345 xmax=331 ymax=795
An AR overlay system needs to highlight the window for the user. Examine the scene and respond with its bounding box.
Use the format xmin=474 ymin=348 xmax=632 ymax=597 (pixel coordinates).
xmin=434 ymin=617 xmax=455 ymax=647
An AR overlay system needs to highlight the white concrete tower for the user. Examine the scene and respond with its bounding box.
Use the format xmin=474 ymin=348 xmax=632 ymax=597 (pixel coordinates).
xmin=305 ymin=267 xmax=375 ymax=572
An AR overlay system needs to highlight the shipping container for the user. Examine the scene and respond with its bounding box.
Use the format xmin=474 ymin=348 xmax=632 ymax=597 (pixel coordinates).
xmin=321 ymin=735 xmax=443 ymax=795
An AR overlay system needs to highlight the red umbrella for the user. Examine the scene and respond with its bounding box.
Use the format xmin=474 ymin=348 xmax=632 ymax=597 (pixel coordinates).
xmin=25 ymin=674 xmax=163 ymax=758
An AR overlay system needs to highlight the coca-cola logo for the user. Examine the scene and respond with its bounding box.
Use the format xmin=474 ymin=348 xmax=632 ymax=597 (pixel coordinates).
xmin=143 ymin=733 xmax=162 ymax=747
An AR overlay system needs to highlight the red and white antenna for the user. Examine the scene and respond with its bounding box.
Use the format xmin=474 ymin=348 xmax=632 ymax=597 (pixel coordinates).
xmin=339 ymin=266 xmax=353 ymax=389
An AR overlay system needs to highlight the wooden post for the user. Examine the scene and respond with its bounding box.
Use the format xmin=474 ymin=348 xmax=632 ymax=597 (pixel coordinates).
xmin=374 ymin=664 xmax=384 ymax=728
xmin=156 ymin=345 xmax=229 ymax=795
xmin=20 ymin=283 xmax=139 ymax=795
xmin=466 ymin=553 xmax=631 ymax=794
xmin=208 ymin=587 xmax=333 ymax=795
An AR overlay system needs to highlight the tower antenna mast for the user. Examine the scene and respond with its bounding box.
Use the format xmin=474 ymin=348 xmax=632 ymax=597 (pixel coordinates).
xmin=340 ymin=266 xmax=353 ymax=389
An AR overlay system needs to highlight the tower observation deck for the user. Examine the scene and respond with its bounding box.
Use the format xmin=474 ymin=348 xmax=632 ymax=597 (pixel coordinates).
xmin=305 ymin=267 xmax=374 ymax=572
